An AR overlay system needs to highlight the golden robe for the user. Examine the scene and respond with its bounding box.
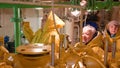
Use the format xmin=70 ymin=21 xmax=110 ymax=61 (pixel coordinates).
xmin=104 ymin=29 xmax=120 ymax=67
xmin=75 ymin=31 xmax=104 ymax=61
xmin=66 ymin=31 xmax=105 ymax=68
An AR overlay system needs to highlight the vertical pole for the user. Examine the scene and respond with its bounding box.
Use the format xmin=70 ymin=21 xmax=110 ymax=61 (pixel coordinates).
xmin=104 ymin=38 xmax=108 ymax=66
xmin=59 ymin=34 xmax=64 ymax=59
xmin=51 ymin=35 xmax=55 ymax=67
xmin=112 ymin=39 xmax=116 ymax=59
xmin=12 ymin=7 xmax=21 ymax=53
xmin=79 ymin=7 xmax=84 ymax=45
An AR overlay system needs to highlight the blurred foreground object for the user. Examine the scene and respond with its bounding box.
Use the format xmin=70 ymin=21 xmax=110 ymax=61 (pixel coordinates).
xmin=0 ymin=45 xmax=13 ymax=68
xmin=14 ymin=43 xmax=51 ymax=68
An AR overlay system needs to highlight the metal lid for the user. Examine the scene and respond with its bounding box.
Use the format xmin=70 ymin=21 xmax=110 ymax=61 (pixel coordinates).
xmin=16 ymin=43 xmax=51 ymax=55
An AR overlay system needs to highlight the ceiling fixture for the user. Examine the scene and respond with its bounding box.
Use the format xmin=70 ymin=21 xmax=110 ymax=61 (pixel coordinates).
xmin=71 ymin=9 xmax=81 ymax=17
xmin=35 ymin=7 xmax=43 ymax=10
xmin=80 ymin=0 xmax=87 ymax=7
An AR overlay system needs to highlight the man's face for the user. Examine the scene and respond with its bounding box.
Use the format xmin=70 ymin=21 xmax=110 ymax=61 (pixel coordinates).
xmin=108 ymin=24 xmax=118 ymax=35
xmin=82 ymin=30 xmax=94 ymax=44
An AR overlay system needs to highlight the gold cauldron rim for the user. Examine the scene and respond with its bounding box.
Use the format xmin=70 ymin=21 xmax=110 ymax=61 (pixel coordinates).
xmin=16 ymin=43 xmax=51 ymax=55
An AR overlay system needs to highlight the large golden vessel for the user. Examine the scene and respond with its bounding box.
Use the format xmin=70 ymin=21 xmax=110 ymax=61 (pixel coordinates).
xmin=13 ymin=43 xmax=51 ymax=68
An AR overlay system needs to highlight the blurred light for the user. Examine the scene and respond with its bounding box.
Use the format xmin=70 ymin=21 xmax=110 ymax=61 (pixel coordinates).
xmin=71 ymin=9 xmax=81 ymax=17
xmin=96 ymin=6 xmax=98 ymax=9
xmin=87 ymin=9 xmax=92 ymax=12
xmin=80 ymin=0 xmax=87 ymax=7
xmin=35 ymin=8 xmax=43 ymax=10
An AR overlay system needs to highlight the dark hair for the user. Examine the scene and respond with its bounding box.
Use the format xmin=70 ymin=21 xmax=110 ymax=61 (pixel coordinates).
xmin=86 ymin=13 xmax=99 ymax=22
